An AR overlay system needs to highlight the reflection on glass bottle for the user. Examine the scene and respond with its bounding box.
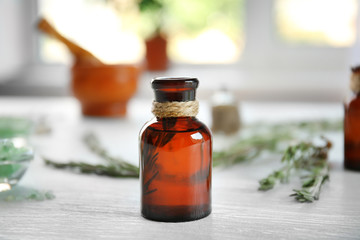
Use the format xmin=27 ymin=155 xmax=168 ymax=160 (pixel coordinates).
xmin=344 ymin=66 xmax=360 ymax=170
xmin=139 ymin=77 xmax=212 ymax=222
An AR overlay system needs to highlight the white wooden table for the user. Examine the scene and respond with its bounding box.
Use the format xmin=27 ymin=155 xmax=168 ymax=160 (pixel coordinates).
xmin=0 ymin=97 xmax=359 ymax=240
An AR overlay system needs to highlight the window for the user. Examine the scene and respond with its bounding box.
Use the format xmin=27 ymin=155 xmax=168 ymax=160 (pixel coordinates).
xmin=164 ymin=0 xmax=245 ymax=64
xmin=39 ymin=0 xmax=144 ymax=64
xmin=275 ymin=0 xmax=358 ymax=47
xmin=1 ymin=0 xmax=359 ymax=101
xmin=38 ymin=0 xmax=245 ymax=65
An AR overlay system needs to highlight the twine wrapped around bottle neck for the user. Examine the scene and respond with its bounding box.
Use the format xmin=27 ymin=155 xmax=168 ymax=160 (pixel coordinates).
xmin=152 ymin=100 xmax=199 ymax=118
xmin=351 ymin=72 xmax=360 ymax=94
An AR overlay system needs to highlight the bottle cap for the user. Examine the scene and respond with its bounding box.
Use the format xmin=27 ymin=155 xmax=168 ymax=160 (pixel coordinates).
xmin=151 ymin=77 xmax=199 ymax=102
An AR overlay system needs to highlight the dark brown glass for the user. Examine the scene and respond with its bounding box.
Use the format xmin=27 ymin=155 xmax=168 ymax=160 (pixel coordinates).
xmin=139 ymin=77 xmax=212 ymax=222
xmin=344 ymin=93 xmax=360 ymax=170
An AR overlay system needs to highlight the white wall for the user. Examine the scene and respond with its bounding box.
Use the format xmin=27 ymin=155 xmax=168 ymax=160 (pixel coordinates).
xmin=0 ymin=0 xmax=38 ymax=82
xmin=0 ymin=1 xmax=25 ymax=80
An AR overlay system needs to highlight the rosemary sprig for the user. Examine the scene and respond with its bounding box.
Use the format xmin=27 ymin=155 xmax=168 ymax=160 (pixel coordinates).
xmin=259 ymin=138 xmax=332 ymax=202
xmin=213 ymin=119 xmax=341 ymax=166
xmin=248 ymin=119 xmax=343 ymax=133
xmin=43 ymin=133 xmax=139 ymax=178
xmin=44 ymin=158 xmax=139 ymax=178
xmin=43 ymin=119 xmax=340 ymax=181
xmin=291 ymin=163 xmax=329 ymax=202
xmin=213 ymin=131 xmax=293 ymax=167
xmin=83 ymin=133 xmax=139 ymax=174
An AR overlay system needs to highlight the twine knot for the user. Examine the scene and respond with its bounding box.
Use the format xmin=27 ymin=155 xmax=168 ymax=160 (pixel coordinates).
xmin=152 ymin=101 xmax=199 ymax=118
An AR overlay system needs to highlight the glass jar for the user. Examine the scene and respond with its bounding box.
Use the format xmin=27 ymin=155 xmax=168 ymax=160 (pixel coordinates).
xmin=139 ymin=77 xmax=212 ymax=222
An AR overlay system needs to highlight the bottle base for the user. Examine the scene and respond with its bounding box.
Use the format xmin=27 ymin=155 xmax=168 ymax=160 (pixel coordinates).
xmin=344 ymin=160 xmax=360 ymax=171
xmin=141 ymin=204 xmax=211 ymax=222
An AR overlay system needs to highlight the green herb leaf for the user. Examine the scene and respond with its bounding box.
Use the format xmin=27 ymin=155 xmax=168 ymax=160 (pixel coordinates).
xmin=259 ymin=138 xmax=331 ymax=203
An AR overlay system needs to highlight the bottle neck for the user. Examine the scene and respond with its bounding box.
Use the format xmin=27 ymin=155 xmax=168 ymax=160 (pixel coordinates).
xmin=154 ymin=88 xmax=196 ymax=102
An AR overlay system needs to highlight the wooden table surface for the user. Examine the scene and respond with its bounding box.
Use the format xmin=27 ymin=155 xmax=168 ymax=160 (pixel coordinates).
xmin=0 ymin=97 xmax=359 ymax=240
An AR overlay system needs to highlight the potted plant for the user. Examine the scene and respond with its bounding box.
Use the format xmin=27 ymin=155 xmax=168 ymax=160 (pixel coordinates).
xmin=138 ymin=0 xmax=168 ymax=71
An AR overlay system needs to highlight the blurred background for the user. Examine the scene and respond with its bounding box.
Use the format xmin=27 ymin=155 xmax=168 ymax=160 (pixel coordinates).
xmin=0 ymin=0 xmax=359 ymax=101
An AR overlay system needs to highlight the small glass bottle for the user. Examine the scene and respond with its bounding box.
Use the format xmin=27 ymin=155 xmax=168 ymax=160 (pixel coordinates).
xmin=211 ymin=87 xmax=241 ymax=135
xmin=139 ymin=77 xmax=212 ymax=222
xmin=344 ymin=66 xmax=360 ymax=170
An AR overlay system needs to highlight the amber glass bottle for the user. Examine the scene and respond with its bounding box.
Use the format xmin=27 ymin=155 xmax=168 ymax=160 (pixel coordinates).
xmin=344 ymin=66 xmax=360 ymax=170
xmin=139 ymin=77 xmax=212 ymax=222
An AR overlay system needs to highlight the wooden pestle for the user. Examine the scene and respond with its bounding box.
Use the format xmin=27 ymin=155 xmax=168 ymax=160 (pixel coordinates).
xmin=37 ymin=18 xmax=103 ymax=66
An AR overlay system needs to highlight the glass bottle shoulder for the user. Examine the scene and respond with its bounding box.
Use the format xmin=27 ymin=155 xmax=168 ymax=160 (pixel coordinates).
xmin=140 ymin=117 xmax=211 ymax=135
xmin=345 ymin=93 xmax=360 ymax=109
xmin=349 ymin=94 xmax=360 ymax=107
